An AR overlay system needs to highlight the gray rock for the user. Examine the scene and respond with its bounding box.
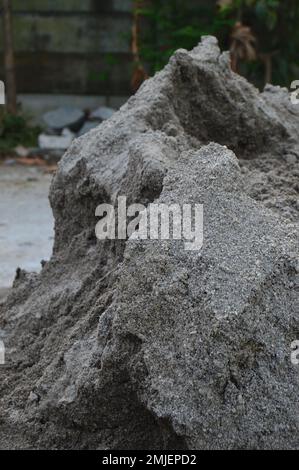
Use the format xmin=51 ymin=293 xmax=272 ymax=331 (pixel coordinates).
xmin=77 ymin=121 xmax=100 ymax=137
xmin=28 ymin=391 xmax=39 ymax=403
xmin=38 ymin=128 xmax=75 ymax=150
xmin=42 ymin=107 xmax=85 ymax=132
xmin=0 ymin=36 xmax=298 ymax=450
xmin=90 ymin=106 xmax=115 ymax=121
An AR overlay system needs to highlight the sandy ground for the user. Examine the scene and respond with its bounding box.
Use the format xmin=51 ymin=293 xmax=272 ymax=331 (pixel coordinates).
xmin=0 ymin=164 xmax=54 ymax=293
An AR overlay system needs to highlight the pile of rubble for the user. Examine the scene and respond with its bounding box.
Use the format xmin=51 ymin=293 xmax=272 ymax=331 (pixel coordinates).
xmin=0 ymin=37 xmax=298 ymax=450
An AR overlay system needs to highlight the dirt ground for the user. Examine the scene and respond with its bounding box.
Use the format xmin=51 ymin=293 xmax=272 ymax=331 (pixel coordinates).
xmin=0 ymin=163 xmax=54 ymax=295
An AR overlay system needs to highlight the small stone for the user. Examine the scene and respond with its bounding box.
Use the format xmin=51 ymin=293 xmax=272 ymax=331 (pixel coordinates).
xmin=38 ymin=128 xmax=75 ymax=150
xmin=15 ymin=145 xmax=30 ymax=158
xmin=90 ymin=106 xmax=115 ymax=121
xmin=61 ymin=127 xmax=75 ymax=138
xmin=43 ymin=107 xmax=85 ymax=132
xmin=77 ymin=121 xmax=100 ymax=137
xmin=28 ymin=391 xmax=39 ymax=402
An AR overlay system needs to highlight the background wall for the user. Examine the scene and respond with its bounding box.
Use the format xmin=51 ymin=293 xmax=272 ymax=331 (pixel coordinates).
xmin=0 ymin=0 xmax=133 ymax=96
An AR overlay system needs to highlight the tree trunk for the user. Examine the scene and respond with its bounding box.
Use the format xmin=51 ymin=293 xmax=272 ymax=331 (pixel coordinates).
xmin=2 ymin=0 xmax=17 ymax=114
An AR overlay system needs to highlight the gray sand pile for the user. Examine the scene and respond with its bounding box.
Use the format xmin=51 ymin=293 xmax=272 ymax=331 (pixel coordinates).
xmin=0 ymin=37 xmax=298 ymax=449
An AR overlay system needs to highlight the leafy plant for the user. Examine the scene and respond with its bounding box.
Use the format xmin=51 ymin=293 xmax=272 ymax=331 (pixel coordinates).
xmin=137 ymin=0 xmax=232 ymax=73
xmin=135 ymin=0 xmax=299 ymax=88
xmin=0 ymin=111 xmax=41 ymax=153
xmin=219 ymin=0 xmax=299 ymax=86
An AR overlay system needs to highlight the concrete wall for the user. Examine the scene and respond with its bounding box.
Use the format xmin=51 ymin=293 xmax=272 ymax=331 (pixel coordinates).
xmin=0 ymin=0 xmax=133 ymax=95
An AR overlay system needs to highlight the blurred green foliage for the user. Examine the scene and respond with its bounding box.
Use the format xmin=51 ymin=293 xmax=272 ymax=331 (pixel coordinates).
xmin=136 ymin=0 xmax=299 ymax=88
xmin=0 ymin=112 xmax=40 ymax=153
